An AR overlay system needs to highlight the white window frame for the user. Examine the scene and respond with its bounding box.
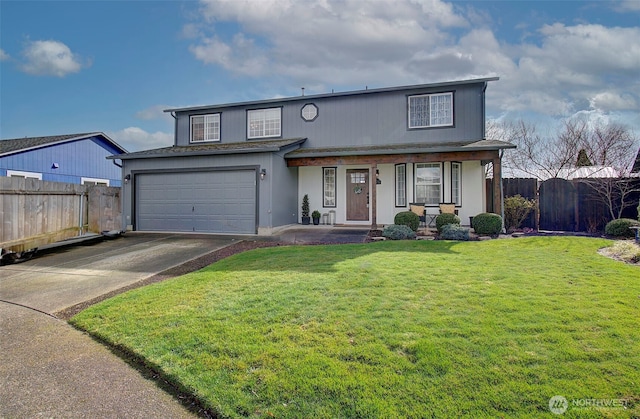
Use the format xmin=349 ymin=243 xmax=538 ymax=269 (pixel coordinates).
xmin=6 ymin=170 xmax=42 ymax=179
xmin=395 ymin=164 xmax=406 ymax=207
xmin=323 ymin=167 xmax=336 ymax=207
xmin=415 ymin=163 xmax=442 ymax=206
xmin=247 ymin=107 xmax=281 ymax=139
xmin=190 ymin=114 xmax=220 ymax=143
xmin=451 ymin=162 xmax=461 ymax=205
xmin=408 ymin=92 xmax=453 ymax=128
xmin=81 ymin=177 xmax=109 ymax=186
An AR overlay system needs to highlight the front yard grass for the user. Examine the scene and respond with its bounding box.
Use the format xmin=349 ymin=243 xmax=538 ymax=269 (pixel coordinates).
xmin=71 ymin=237 xmax=640 ymax=418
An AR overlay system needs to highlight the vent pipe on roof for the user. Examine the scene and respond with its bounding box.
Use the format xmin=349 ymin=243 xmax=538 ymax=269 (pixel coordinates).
xmin=301 ymin=87 xmax=305 ymax=96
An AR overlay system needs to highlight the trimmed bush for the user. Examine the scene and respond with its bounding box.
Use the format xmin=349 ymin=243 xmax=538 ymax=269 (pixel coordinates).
xmin=439 ymin=224 xmax=470 ymax=241
xmin=382 ymin=225 xmax=417 ymax=240
xmin=605 ymin=218 xmax=640 ymax=238
xmin=504 ymin=195 xmax=536 ymax=232
xmin=472 ymin=213 xmax=503 ymax=235
xmin=435 ymin=213 xmax=460 ymax=233
xmin=394 ymin=211 xmax=420 ymax=232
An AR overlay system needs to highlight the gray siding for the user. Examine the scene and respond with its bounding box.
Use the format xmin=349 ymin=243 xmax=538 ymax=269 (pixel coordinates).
xmin=121 ymin=151 xmax=298 ymax=232
xmin=174 ymin=82 xmax=486 ymax=148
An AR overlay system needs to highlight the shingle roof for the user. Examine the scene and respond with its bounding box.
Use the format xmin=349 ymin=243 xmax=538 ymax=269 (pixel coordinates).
xmin=110 ymin=138 xmax=306 ymax=160
xmin=0 ymin=133 xmax=127 ymax=156
xmin=284 ymin=139 xmax=515 ymax=159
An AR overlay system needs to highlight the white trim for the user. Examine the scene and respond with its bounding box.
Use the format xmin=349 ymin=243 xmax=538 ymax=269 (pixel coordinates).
xmin=408 ymin=92 xmax=453 ymax=128
xmin=81 ymin=177 xmax=110 ymax=186
xmin=6 ymin=170 xmax=42 ymax=179
xmin=190 ymin=114 xmax=220 ymax=143
xmin=247 ymin=108 xmax=281 ymax=139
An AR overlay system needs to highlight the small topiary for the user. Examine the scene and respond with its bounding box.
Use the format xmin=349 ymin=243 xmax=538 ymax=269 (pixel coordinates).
xmin=394 ymin=211 xmax=420 ymax=232
xmin=472 ymin=213 xmax=503 ymax=235
xmin=439 ymin=224 xmax=470 ymax=241
xmin=435 ymin=213 xmax=460 ymax=233
xmin=605 ymin=218 xmax=640 ymax=238
xmin=382 ymin=224 xmax=417 ymax=240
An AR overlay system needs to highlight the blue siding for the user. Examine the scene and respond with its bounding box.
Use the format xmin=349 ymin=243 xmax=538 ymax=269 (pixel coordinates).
xmin=174 ymin=82 xmax=486 ymax=148
xmin=0 ymin=136 xmax=123 ymax=186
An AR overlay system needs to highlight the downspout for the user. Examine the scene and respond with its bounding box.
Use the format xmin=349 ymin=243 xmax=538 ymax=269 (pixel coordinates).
xmin=171 ymin=112 xmax=177 ymax=146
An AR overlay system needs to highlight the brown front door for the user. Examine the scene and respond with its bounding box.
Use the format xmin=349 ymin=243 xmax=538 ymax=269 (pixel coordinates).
xmin=346 ymin=169 xmax=369 ymax=221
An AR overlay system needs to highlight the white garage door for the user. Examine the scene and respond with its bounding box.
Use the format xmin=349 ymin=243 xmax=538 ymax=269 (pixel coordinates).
xmin=136 ymin=170 xmax=256 ymax=234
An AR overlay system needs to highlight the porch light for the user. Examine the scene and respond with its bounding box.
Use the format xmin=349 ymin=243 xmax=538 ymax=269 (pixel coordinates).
xmin=376 ymin=169 xmax=382 ymax=185
xmin=124 ymin=174 xmax=131 ymax=184
xmin=51 ymin=163 xmax=59 ymax=169
xmin=260 ymin=169 xmax=267 ymax=180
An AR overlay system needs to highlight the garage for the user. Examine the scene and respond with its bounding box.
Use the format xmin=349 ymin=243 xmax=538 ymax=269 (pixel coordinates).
xmin=135 ymin=169 xmax=256 ymax=234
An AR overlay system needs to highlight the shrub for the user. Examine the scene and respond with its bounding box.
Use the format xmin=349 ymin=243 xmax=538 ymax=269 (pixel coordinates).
xmin=435 ymin=213 xmax=460 ymax=233
xmin=439 ymin=224 xmax=470 ymax=241
xmin=472 ymin=213 xmax=503 ymax=235
xmin=394 ymin=211 xmax=420 ymax=232
xmin=382 ymin=225 xmax=417 ymax=240
xmin=504 ymin=195 xmax=536 ymax=232
xmin=605 ymin=218 xmax=640 ymax=238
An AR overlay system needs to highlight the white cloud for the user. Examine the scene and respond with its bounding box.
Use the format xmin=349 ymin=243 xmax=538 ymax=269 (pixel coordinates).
xmin=613 ymin=0 xmax=640 ymax=12
xmin=184 ymin=0 xmax=640 ymax=130
xmin=0 ymin=49 xmax=10 ymax=61
xmin=108 ymin=127 xmax=173 ymax=152
xmin=21 ymin=40 xmax=87 ymax=77
xmin=135 ymin=105 xmax=175 ymax=122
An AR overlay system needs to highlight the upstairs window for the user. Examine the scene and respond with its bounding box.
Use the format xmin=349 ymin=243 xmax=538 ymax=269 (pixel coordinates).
xmin=191 ymin=114 xmax=220 ymax=142
xmin=408 ymin=92 xmax=453 ymax=128
xmin=248 ymin=107 xmax=281 ymax=139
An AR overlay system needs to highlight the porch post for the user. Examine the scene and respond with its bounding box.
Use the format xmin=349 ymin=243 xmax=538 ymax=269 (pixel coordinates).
xmin=492 ymin=156 xmax=503 ymax=216
xmin=371 ymin=164 xmax=378 ymax=229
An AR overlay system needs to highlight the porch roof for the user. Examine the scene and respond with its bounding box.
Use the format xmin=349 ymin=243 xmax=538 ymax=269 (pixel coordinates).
xmin=284 ymin=139 xmax=515 ymax=159
xmin=108 ymin=137 xmax=306 ymax=160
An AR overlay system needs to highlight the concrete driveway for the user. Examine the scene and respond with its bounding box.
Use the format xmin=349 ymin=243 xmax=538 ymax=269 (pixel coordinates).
xmin=0 ymin=232 xmax=240 ymax=418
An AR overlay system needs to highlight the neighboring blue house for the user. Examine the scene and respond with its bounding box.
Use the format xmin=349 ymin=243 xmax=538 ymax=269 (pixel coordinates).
xmin=0 ymin=133 xmax=127 ymax=186
xmin=111 ymin=78 xmax=514 ymax=235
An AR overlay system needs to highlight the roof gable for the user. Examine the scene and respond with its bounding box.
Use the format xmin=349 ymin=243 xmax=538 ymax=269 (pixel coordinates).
xmin=0 ymin=133 xmax=127 ymax=157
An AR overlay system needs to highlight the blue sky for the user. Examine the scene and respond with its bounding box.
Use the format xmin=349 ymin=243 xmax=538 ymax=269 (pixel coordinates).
xmin=1 ymin=0 xmax=639 ymax=152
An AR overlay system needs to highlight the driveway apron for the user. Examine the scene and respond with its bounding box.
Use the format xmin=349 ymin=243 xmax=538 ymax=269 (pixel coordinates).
xmin=0 ymin=233 xmax=238 ymax=418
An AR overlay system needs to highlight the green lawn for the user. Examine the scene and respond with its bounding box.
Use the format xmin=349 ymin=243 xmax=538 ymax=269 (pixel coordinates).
xmin=71 ymin=237 xmax=640 ymax=418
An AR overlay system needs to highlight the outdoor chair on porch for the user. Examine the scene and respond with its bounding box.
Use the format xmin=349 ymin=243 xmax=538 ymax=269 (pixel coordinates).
xmin=409 ymin=203 xmax=426 ymax=228
xmin=439 ymin=203 xmax=459 ymax=215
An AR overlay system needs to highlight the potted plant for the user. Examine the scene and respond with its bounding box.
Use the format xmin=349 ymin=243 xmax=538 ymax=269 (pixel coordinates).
xmin=301 ymin=194 xmax=310 ymax=225
xmin=312 ymin=210 xmax=322 ymax=225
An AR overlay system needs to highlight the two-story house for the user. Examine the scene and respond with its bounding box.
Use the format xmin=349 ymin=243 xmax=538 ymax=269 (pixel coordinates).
xmin=110 ymin=78 xmax=514 ymax=235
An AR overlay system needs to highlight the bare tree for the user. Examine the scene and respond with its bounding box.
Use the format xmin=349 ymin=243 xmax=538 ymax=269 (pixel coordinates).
xmin=576 ymin=122 xmax=639 ymax=219
xmin=496 ymin=118 xmax=640 ymax=220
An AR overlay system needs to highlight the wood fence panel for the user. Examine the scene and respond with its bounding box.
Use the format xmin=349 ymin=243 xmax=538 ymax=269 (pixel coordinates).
xmin=0 ymin=178 xmax=121 ymax=252
xmin=539 ymin=178 xmax=577 ymax=231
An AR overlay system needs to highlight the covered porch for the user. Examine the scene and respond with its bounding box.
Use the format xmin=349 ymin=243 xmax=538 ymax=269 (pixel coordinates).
xmin=286 ymin=140 xmax=514 ymax=229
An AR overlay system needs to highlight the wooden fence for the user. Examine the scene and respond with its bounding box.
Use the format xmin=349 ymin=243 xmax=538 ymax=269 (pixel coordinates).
xmin=487 ymin=177 xmax=640 ymax=232
xmin=0 ymin=177 xmax=121 ymax=252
